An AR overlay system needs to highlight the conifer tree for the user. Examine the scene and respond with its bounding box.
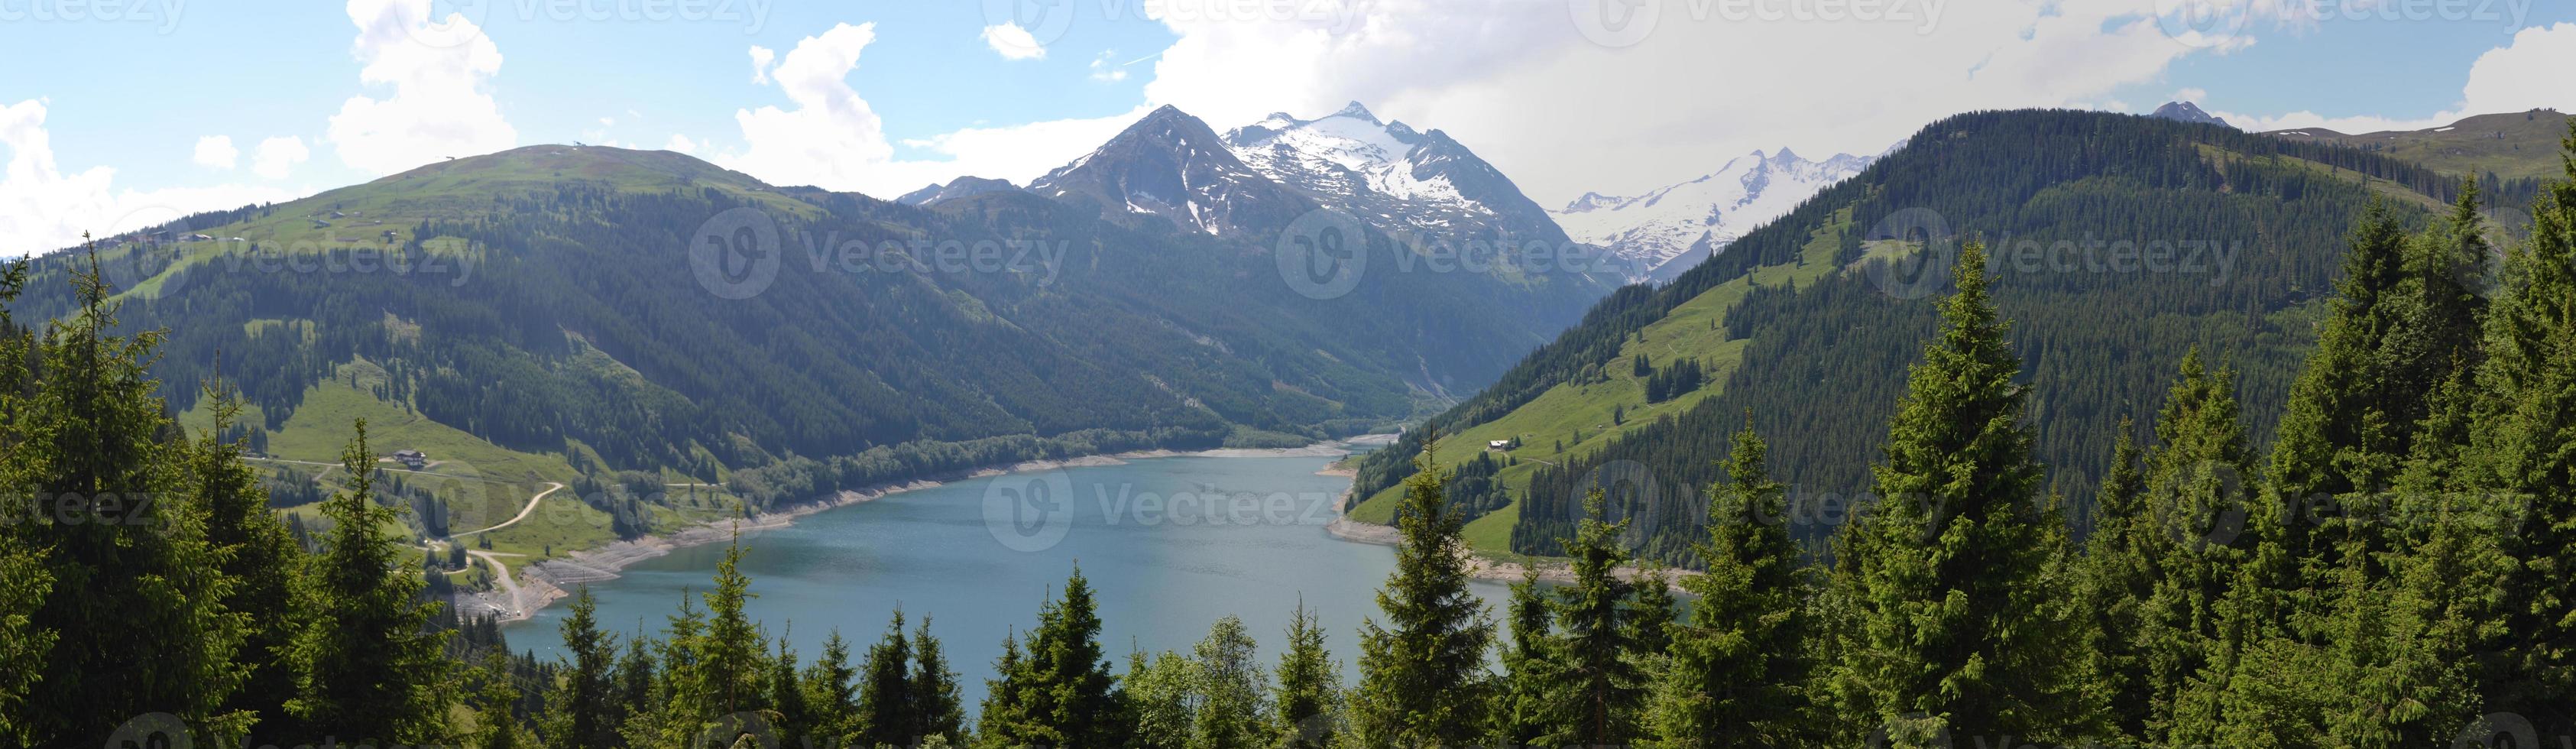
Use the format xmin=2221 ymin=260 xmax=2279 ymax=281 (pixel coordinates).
xmin=2129 ymin=352 xmax=2261 ymax=740
xmin=10 ymin=253 xmax=245 ymax=743
xmin=1558 ymin=488 xmax=1648 ymax=747
xmin=615 ymin=624 xmax=659 ymax=741
xmin=770 ymin=637 xmax=812 ymax=748
xmin=473 ymin=650 xmax=535 ymax=749
xmin=2265 ymin=202 xmax=2434 ymax=577
xmin=189 ymin=381 xmax=306 ymax=741
xmin=800 ymin=631 xmax=861 ymax=745
xmin=696 ymin=534 xmax=769 ymax=721
xmin=0 ymin=259 xmax=52 ymax=747
xmin=2462 ymin=116 xmax=2576 ymax=738
xmin=1350 ymin=429 xmax=1494 ymax=747
xmin=1488 ymin=568 xmax=1568 ymax=747
xmin=543 ymin=588 xmax=623 ymax=749
xmin=856 ymin=609 xmax=917 ymax=747
xmin=981 ymin=569 xmax=1129 ymax=747
xmin=1824 ymin=242 xmax=2100 ymax=747
xmin=286 ymin=420 xmax=449 ymax=744
xmin=909 ymin=615 xmax=967 ymax=745
xmin=631 ymin=588 xmax=708 ymax=747
xmin=977 ymin=633 xmax=1031 ymax=748
xmin=1654 ymin=420 xmax=1812 ymax=747
xmin=1629 ymin=563 xmax=1676 ymax=656
xmin=2076 ymin=420 xmax=2153 ymax=740
xmin=1271 ymin=599 xmax=1343 ymax=749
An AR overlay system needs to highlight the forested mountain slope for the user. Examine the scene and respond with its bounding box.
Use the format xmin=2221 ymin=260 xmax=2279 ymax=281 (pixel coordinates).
xmin=15 ymin=136 xmax=1606 ymax=528
xmin=1349 ymin=108 xmax=2505 ymax=561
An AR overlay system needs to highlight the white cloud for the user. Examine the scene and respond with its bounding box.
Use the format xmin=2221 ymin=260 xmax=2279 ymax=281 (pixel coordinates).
xmin=193 ymin=135 xmax=239 ymax=169
xmin=2 ymin=99 xmax=305 ymax=255
xmin=2213 ymin=22 xmax=2576 ymax=134
xmin=749 ymin=46 xmax=776 ymax=84
xmin=718 ymin=24 xmax=1139 ymax=197
xmin=253 ymin=137 xmax=311 ymax=180
xmin=2174 ymin=87 xmax=2211 ymax=103
xmin=981 ymin=22 xmax=1046 ymax=60
xmin=1126 ymin=0 xmax=2212 ymax=203
xmin=1087 ymin=51 xmax=1130 ymax=83
xmin=326 ymin=0 xmax=517 ymax=175
xmin=598 ymin=116 xmax=616 ymax=127
xmin=664 ymin=134 xmax=699 ymax=154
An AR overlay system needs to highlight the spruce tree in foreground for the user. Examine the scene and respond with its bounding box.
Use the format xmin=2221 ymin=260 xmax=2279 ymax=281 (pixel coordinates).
xmin=286 ymin=420 xmax=451 ymax=744
xmin=2134 ymin=352 xmax=2260 ymax=741
xmin=2263 ymin=202 xmax=2436 ymax=580
xmin=1824 ymin=241 xmax=2101 ymax=747
xmin=800 ymin=630 xmax=861 ymax=744
xmin=2465 ymin=117 xmax=2576 ymax=738
xmin=0 ymin=260 xmax=55 ymax=747
xmin=856 ymin=609 xmax=917 ymax=747
xmin=191 ymin=382 xmax=306 ymax=742
xmin=9 ymin=254 xmax=246 ymax=744
xmin=1272 ymin=599 xmax=1343 ymax=749
xmin=980 ymin=569 xmax=1129 ymax=748
xmin=543 ymin=588 xmax=623 ymax=749
xmin=2076 ymin=419 xmax=2153 ymax=741
xmin=473 ymin=649 xmax=535 ymax=749
xmin=1351 ymin=429 xmax=1495 ymax=747
xmin=1489 ymin=568 xmax=1569 ymax=747
xmin=909 ymin=615 xmax=967 ymax=745
xmin=1654 ymin=420 xmax=1812 ymax=747
xmin=769 ymin=637 xmax=812 ymax=749
xmin=1557 ymin=488 xmax=1649 ymax=747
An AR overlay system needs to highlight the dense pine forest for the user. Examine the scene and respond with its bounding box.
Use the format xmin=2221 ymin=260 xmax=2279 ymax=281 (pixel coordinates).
xmin=2 ymin=120 xmax=2568 ymax=747
xmin=1353 ymin=108 xmax=2528 ymax=562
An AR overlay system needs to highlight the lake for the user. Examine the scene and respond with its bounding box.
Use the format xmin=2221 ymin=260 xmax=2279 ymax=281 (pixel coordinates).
xmin=501 ymin=452 xmax=1515 ymax=705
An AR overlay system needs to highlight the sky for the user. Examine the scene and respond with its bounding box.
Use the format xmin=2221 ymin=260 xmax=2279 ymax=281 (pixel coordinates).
xmin=5 ymin=0 xmax=2574 ymax=254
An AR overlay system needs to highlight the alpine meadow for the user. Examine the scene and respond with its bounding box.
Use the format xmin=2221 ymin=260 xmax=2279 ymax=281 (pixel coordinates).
xmin=7 ymin=2 xmax=2576 ymax=748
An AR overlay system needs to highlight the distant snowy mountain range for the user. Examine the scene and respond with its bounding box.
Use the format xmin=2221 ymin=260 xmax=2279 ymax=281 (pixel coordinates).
xmin=1551 ymin=148 xmax=1881 ymax=283
xmin=899 ymin=103 xmax=1879 ymax=285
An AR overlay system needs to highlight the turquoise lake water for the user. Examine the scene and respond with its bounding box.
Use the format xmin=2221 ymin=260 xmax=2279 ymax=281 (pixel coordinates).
xmin=502 ymin=453 xmax=1514 ymax=706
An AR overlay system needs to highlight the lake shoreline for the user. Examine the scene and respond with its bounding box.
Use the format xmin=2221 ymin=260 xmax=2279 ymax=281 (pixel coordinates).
xmin=468 ymin=440 xmax=1373 ymax=622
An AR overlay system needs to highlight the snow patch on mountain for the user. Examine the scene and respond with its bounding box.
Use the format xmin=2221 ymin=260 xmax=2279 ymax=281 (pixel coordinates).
xmin=1552 ymin=148 xmax=1877 ymax=283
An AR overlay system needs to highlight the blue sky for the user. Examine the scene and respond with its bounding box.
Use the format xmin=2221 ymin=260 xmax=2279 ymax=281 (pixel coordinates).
xmin=5 ymin=0 xmax=2574 ymax=252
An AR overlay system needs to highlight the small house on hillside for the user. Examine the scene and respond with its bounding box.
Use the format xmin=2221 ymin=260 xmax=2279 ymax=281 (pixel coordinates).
xmin=393 ymin=449 xmax=427 ymax=469
xmin=1488 ymin=439 xmax=1512 ymax=451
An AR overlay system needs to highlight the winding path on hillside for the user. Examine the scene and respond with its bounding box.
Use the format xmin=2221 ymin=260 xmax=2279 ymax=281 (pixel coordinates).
xmin=453 ymin=481 xmax=567 ymax=537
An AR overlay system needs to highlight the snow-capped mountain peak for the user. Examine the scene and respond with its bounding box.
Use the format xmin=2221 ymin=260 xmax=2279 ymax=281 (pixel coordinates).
xmin=1029 ymin=105 xmax=1310 ymax=237
xmin=1553 ymin=146 xmax=1881 ymax=283
xmin=1221 ymin=102 xmax=1570 ymax=248
xmin=1328 ymin=100 xmax=1381 ymax=124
